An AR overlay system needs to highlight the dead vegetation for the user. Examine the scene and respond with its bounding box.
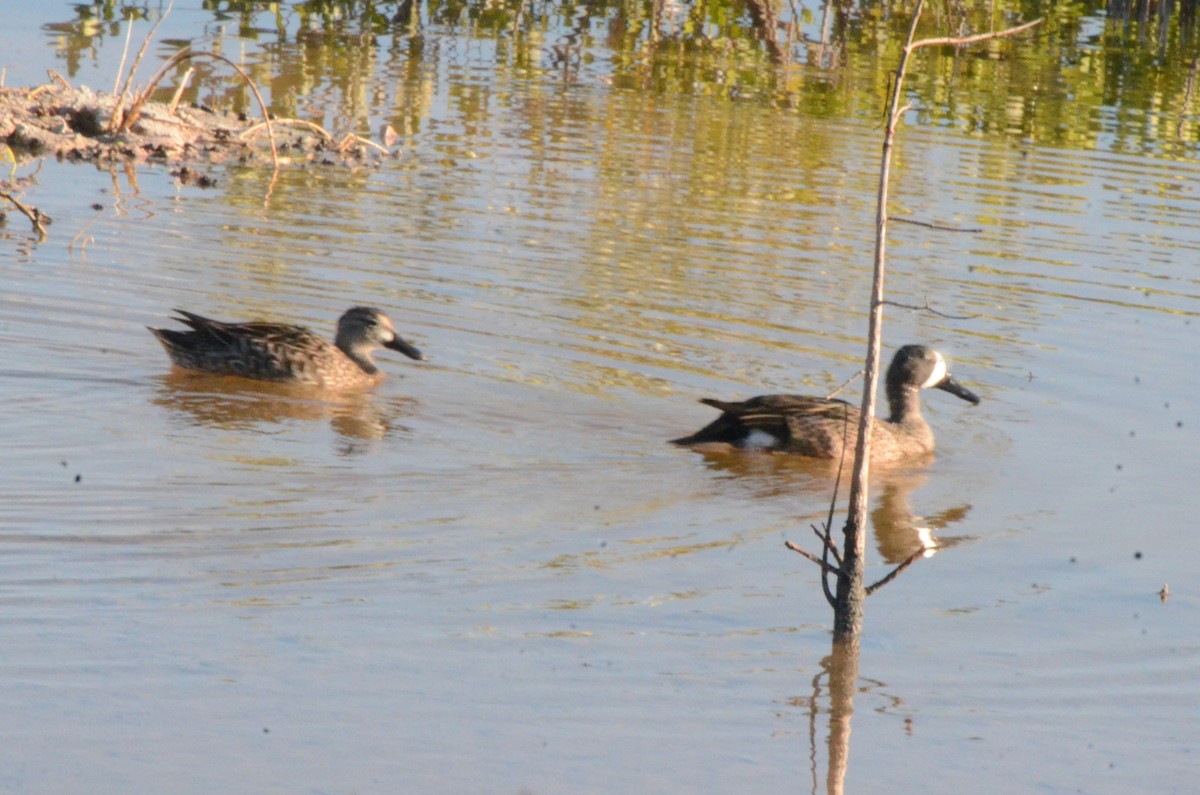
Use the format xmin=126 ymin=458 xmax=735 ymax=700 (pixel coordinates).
xmin=1 ymin=47 xmax=395 ymax=237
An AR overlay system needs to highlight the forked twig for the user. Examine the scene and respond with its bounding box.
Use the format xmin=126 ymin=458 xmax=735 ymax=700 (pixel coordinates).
xmin=812 ymin=524 xmax=842 ymax=567
xmin=879 ymin=298 xmax=977 ymax=319
xmin=0 ymin=190 xmax=49 ymax=239
xmin=785 ymin=540 xmax=842 ymax=577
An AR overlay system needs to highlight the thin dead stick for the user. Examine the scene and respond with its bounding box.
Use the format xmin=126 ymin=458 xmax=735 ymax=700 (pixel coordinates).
xmin=785 ymin=540 xmax=842 ymax=576
xmin=115 ymin=0 xmax=176 ymax=107
xmin=242 ymin=117 xmax=335 ymax=142
xmin=336 ymin=133 xmax=389 ymax=156
xmin=167 ymin=66 xmax=194 ymax=114
xmin=865 ymin=548 xmax=925 ymax=594
xmin=908 ymin=18 xmax=1042 ymax=51
xmin=113 ymin=13 xmax=136 ymax=97
xmin=119 ymin=50 xmax=278 ymax=169
xmin=892 ymin=215 xmax=982 ymax=233
xmin=880 ymin=298 xmax=977 ymax=320
xmin=815 ymin=521 xmax=839 ymax=606
xmin=812 ymin=524 xmax=842 ymax=567
xmin=68 ymin=205 xmax=105 ymax=255
xmin=47 ymin=70 xmax=72 ymax=91
xmin=825 ymin=368 xmax=864 ymax=400
xmin=0 ymin=190 xmax=49 ymax=239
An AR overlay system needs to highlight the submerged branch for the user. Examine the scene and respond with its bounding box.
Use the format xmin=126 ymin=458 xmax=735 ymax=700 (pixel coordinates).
xmin=0 ymin=189 xmax=49 ymax=239
xmin=879 ymin=298 xmax=977 ymax=320
xmin=892 ymin=216 xmax=982 ymax=233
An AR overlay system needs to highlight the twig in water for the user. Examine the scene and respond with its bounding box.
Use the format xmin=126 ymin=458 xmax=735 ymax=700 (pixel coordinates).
xmin=865 ymin=548 xmax=924 ymax=594
xmin=167 ymin=66 xmax=194 ymax=115
xmin=242 ymin=117 xmax=333 ymax=142
xmin=826 ymin=369 xmax=864 ymax=400
xmin=0 ymin=190 xmax=49 ymax=239
xmin=119 ymin=50 xmax=279 ymax=169
xmin=879 ymin=298 xmax=977 ymax=320
xmin=812 ymin=524 xmax=842 ymax=567
xmin=892 ymin=215 xmax=982 ymax=233
xmin=785 ymin=540 xmax=842 ymax=576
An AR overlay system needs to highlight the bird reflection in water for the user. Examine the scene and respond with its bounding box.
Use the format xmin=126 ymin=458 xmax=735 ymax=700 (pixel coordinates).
xmin=682 ymin=448 xmax=973 ymax=562
xmin=152 ymin=370 xmax=418 ymax=455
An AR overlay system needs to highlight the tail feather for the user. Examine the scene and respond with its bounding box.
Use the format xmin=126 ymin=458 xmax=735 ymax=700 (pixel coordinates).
xmin=670 ymin=410 xmax=749 ymax=446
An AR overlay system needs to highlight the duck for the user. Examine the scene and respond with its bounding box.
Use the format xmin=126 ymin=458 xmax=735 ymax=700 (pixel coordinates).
xmin=670 ymin=345 xmax=979 ymax=463
xmin=149 ymin=306 xmax=426 ymax=389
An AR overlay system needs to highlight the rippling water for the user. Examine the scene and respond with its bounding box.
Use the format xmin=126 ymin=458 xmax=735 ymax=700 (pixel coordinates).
xmin=2 ymin=3 xmax=1198 ymax=793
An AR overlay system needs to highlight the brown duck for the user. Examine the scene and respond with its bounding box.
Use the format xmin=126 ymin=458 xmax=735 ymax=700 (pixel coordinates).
xmin=671 ymin=345 xmax=980 ymax=463
xmin=150 ymin=306 xmax=426 ymax=389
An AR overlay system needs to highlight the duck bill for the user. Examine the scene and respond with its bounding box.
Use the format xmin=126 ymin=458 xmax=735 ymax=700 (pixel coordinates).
xmin=386 ymin=336 xmax=428 ymax=361
xmin=935 ymin=375 xmax=980 ymax=405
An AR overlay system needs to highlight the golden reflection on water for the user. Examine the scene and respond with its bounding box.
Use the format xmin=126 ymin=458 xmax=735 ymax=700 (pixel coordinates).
xmin=670 ymin=447 xmax=976 ymax=565
xmin=152 ymin=370 xmax=417 ymax=449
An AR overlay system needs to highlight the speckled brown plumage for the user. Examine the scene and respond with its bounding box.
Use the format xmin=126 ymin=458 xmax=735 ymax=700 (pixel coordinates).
xmin=671 ymin=345 xmax=980 ymax=463
xmin=150 ymin=306 xmax=426 ymax=389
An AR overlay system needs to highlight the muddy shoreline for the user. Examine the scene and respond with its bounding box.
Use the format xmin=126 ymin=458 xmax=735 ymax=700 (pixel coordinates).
xmin=2 ymin=80 xmax=387 ymax=168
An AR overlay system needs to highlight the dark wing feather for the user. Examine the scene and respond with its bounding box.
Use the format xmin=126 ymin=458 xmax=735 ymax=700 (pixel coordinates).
xmin=172 ymin=310 xmax=319 ymax=349
xmin=673 ymin=394 xmax=859 ymax=448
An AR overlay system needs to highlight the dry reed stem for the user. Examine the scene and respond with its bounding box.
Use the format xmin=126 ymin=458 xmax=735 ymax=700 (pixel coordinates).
xmin=117 ymin=50 xmax=279 ymax=169
xmin=114 ymin=0 xmax=176 ymax=112
xmin=167 ymin=67 xmax=194 ymax=115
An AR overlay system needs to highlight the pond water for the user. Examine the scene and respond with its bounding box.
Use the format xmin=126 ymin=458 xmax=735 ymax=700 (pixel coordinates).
xmin=2 ymin=2 xmax=1198 ymax=793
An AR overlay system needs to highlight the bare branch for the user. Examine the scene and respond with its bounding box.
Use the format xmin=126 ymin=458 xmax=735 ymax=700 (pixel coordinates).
xmin=785 ymin=540 xmax=842 ymax=576
xmin=892 ymin=215 xmax=982 ymax=233
xmin=909 ymin=18 xmax=1043 ymax=51
xmin=878 ymin=298 xmax=977 ymax=320
xmin=0 ymin=190 xmax=49 ymax=240
xmin=865 ymin=548 xmax=924 ymax=594
xmin=812 ymin=524 xmax=842 ymax=567
xmin=242 ymin=117 xmax=334 ymax=142
xmin=825 ymin=369 xmax=864 ymax=400
xmin=117 ymin=50 xmax=279 ymax=170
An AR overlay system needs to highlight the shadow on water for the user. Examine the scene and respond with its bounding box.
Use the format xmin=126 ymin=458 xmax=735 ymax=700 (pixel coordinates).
xmin=151 ymin=370 xmax=419 ymax=453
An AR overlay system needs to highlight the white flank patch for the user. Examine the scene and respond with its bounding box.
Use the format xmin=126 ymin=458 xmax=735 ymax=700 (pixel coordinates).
xmin=921 ymin=352 xmax=947 ymax=389
xmin=742 ymin=429 xmax=779 ymax=449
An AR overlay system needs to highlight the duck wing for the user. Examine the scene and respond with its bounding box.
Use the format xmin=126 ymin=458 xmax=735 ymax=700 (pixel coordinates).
xmin=171 ymin=310 xmax=320 ymax=350
xmin=673 ymin=394 xmax=858 ymax=448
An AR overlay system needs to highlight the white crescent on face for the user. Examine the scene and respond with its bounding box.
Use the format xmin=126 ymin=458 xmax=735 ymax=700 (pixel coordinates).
xmin=920 ymin=351 xmax=948 ymax=389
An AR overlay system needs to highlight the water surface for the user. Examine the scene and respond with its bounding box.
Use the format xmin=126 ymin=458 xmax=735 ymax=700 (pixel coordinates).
xmin=1 ymin=2 xmax=1197 ymax=793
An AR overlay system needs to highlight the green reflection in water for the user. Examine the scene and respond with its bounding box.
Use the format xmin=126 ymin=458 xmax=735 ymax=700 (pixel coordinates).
xmin=43 ymin=0 xmax=1200 ymax=157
